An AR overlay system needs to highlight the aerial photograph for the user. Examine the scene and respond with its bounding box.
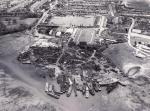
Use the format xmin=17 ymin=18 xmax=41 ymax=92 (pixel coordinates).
xmin=0 ymin=0 xmax=150 ymax=111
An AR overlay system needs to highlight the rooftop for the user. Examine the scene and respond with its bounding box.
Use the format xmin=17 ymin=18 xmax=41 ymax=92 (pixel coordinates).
xmin=48 ymin=16 xmax=99 ymax=27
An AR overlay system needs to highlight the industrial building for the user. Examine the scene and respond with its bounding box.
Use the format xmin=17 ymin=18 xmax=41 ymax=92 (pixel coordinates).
xmin=48 ymin=16 xmax=101 ymax=27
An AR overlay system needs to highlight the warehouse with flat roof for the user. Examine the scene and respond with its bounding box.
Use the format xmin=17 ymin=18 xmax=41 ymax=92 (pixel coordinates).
xmin=48 ymin=16 xmax=101 ymax=27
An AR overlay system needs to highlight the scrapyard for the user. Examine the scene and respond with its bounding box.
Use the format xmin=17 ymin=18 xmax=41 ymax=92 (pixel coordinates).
xmin=1 ymin=0 xmax=150 ymax=111
xmin=18 ymin=24 xmax=126 ymax=99
xmin=16 ymin=0 xmax=127 ymax=99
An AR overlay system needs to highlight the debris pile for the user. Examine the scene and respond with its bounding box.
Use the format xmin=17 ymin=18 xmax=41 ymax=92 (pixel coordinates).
xmin=18 ymin=38 xmax=126 ymax=99
xmin=44 ymin=64 xmax=125 ymax=99
xmin=17 ymin=46 xmax=62 ymax=65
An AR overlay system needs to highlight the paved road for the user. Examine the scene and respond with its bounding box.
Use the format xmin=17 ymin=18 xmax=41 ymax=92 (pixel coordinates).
xmin=127 ymin=17 xmax=136 ymax=49
xmin=128 ymin=18 xmax=150 ymax=57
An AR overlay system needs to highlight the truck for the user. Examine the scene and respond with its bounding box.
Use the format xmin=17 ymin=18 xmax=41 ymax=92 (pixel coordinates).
xmin=45 ymin=82 xmax=60 ymax=99
xmin=66 ymin=85 xmax=73 ymax=97
xmin=88 ymin=82 xmax=95 ymax=96
xmin=45 ymin=82 xmax=49 ymax=92
xmin=85 ymin=86 xmax=89 ymax=98
xmin=92 ymin=81 xmax=101 ymax=92
xmin=82 ymin=83 xmax=86 ymax=95
xmin=73 ymin=79 xmax=78 ymax=97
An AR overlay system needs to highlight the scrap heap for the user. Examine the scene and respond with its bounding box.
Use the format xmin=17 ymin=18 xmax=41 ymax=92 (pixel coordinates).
xmin=18 ymin=37 xmax=125 ymax=99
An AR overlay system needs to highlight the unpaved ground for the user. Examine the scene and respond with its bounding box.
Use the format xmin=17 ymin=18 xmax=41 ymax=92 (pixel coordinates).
xmin=0 ymin=32 xmax=66 ymax=111
xmin=104 ymin=43 xmax=150 ymax=111
xmin=0 ymin=32 xmax=150 ymax=111
xmin=0 ymin=68 xmax=60 ymax=111
xmin=103 ymin=43 xmax=150 ymax=78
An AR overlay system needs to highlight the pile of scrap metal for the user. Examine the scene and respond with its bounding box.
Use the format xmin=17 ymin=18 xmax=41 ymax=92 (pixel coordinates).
xmin=44 ymin=70 xmax=126 ymax=99
xmin=17 ymin=46 xmax=62 ymax=65
xmin=17 ymin=39 xmax=126 ymax=99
